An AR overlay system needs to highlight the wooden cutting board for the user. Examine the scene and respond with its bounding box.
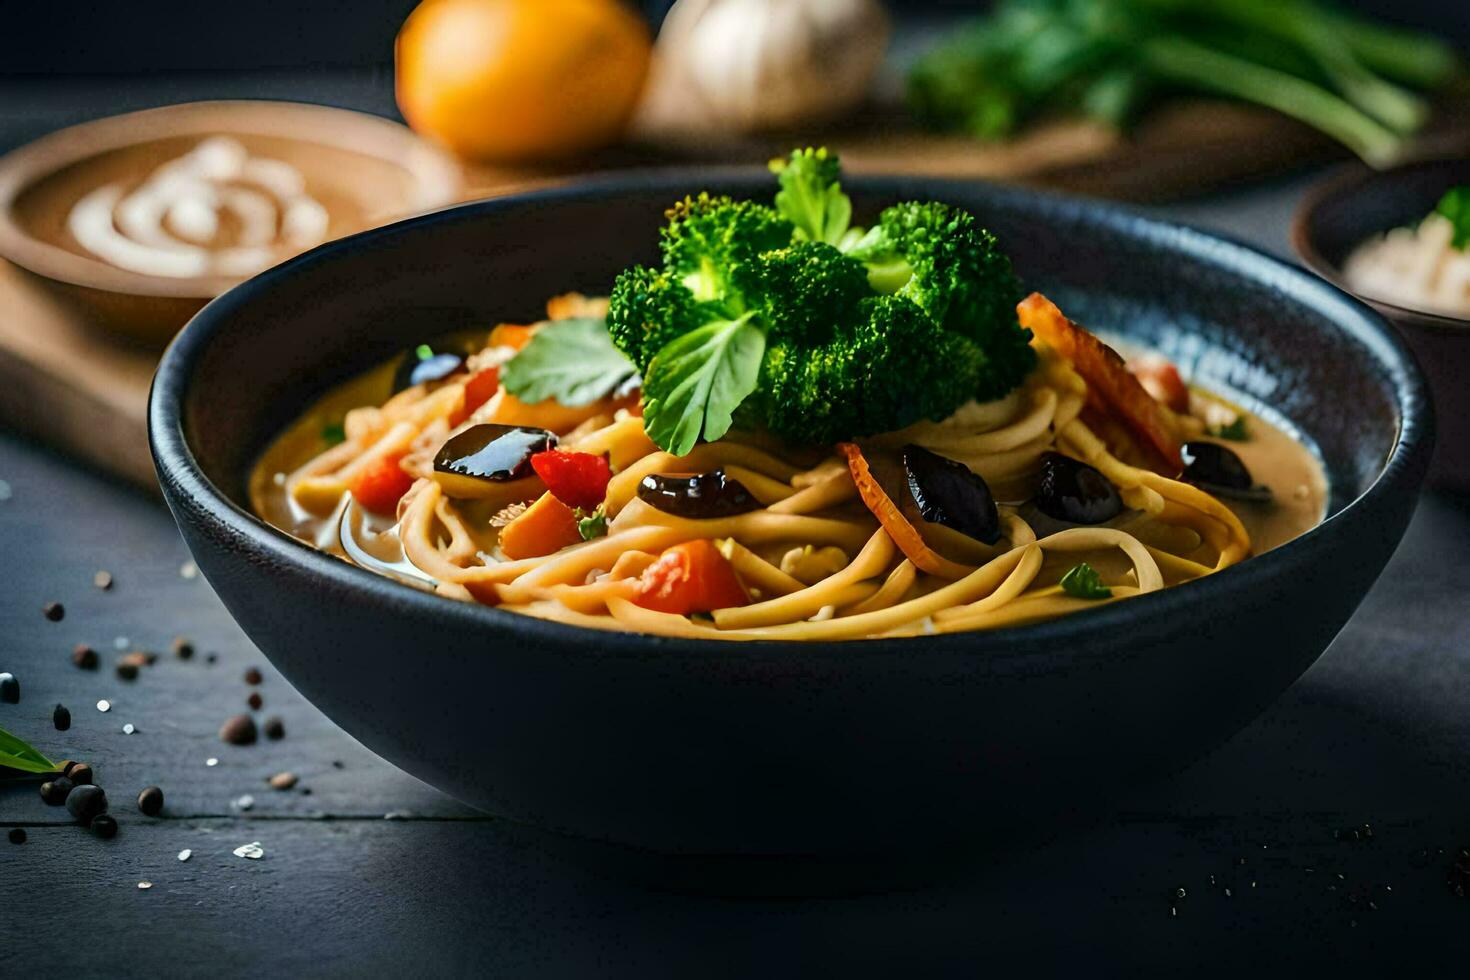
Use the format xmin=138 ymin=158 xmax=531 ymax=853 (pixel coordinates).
xmin=0 ymin=102 xmax=1355 ymax=490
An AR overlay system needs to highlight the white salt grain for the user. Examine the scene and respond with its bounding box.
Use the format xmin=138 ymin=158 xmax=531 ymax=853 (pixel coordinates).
xmin=233 ymin=794 xmax=255 ymax=811
xmin=178 ymin=849 xmax=192 ymax=862
xmin=122 ymin=723 xmax=136 ymax=734
xmin=180 ymin=561 xmax=198 ymax=580
xmin=97 ymin=699 xmax=111 ymax=712
xmin=137 ymin=881 xmax=153 ymax=890
xmin=114 ymin=636 xmax=130 ymax=650
xmin=233 ymin=841 xmax=264 ymax=859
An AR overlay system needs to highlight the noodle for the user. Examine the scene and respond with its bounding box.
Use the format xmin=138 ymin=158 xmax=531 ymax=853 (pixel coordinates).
xmin=249 ymin=293 xmax=1324 ymax=642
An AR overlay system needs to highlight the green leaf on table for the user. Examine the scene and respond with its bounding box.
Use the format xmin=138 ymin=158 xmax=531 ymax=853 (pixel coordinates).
xmin=1060 ymin=562 xmax=1112 ymax=600
xmin=500 ymin=318 xmax=639 ymax=407
xmin=0 ymin=725 xmax=57 ymax=775
xmin=1435 ymin=186 xmax=1470 ymax=250
xmin=642 ymin=314 xmax=765 ymax=457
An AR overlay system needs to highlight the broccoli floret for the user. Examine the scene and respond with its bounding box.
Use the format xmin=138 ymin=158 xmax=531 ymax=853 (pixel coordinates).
xmin=607 ymin=265 xmax=717 ymax=370
xmin=734 ymin=242 xmax=872 ymax=345
xmin=659 ymin=193 xmax=793 ymax=304
xmin=848 ymin=200 xmax=1035 ymax=395
xmin=759 ymin=296 xmax=991 ymax=445
xmin=605 ymin=148 xmax=1039 ymax=453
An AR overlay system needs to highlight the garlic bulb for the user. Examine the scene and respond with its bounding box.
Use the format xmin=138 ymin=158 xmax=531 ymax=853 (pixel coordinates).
xmin=637 ymin=0 xmax=890 ymax=137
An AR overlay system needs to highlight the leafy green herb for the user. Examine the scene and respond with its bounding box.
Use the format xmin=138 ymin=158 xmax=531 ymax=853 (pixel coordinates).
xmin=320 ymin=422 xmax=346 ymax=447
xmin=1060 ymin=562 xmax=1112 ymax=600
xmin=414 ymin=343 xmax=434 ymax=361
xmin=0 ymin=725 xmax=57 ymax=775
xmin=908 ymin=0 xmax=1460 ymax=166
xmin=1208 ymin=416 xmax=1250 ymax=441
xmin=1436 ymin=186 xmax=1470 ymax=251
xmin=642 ymin=314 xmax=766 ymax=457
xmin=576 ymin=509 xmax=609 ymax=541
xmin=771 ymin=148 xmax=852 ymax=247
xmin=501 ymin=318 xmax=639 ymax=407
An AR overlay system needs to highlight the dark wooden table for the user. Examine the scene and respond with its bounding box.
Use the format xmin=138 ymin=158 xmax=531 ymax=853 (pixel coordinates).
xmin=3 ymin=84 xmax=1470 ymax=976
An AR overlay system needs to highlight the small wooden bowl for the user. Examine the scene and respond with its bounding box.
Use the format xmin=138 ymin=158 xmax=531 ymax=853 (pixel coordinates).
xmin=1292 ymin=152 xmax=1470 ymax=492
xmin=0 ymin=101 xmax=462 ymax=346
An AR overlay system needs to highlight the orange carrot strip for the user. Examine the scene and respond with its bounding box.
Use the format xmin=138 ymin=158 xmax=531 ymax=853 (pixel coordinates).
xmin=836 ymin=442 xmax=970 ymax=581
xmin=1018 ymin=293 xmax=1183 ymax=473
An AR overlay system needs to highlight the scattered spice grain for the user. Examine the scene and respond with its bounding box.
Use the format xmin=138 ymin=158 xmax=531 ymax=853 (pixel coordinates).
xmin=73 ymin=645 xmax=99 ymax=670
xmin=43 ymin=602 xmax=64 ymax=622
xmin=262 ymin=716 xmax=285 ymax=741
xmin=219 ymin=714 xmax=257 ymax=745
xmin=0 ymin=672 xmax=18 ymax=703
xmin=53 ymin=704 xmax=70 ymax=731
xmin=137 ymin=786 xmax=164 ymax=816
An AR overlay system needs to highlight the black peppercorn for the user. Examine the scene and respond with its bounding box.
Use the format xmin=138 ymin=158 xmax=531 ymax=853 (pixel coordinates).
xmin=137 ymin=786 xmax=164 ymax=817
xmin=219 ymin=714 xmax=257 ymax=745
xmin=91 ymin=814 xmax=118 ymax=839
xmin=43 ymin=602 xmax=64 ymax=622
xmin=7 ymin=828 xmax=24 ymax=844
xmin=53 ymin=704 xmax=70 ymax=731
xmin=72 ymin=645 xmax=100 ymax=670
xmin=0 ymin=672 xmax=18 ymax=703
xmin=247 ymin=691 xmax=263 ymax=711
xmin=262 ymin=716 xmax=285 ymax=741
xmin=116 ymin=662 xmax=139 ymax=681
xmin=171 ymin=637 xmax=194 ymax=659
xmin=244 ymin=667 xmax=263 ymax=685
xmin=66 ymin=784 xmax=107 ymax=824
xmin=65 ymin=762 xmax=94 ymax=785
xmin=40 ymin=777 xmax=74 ymax=806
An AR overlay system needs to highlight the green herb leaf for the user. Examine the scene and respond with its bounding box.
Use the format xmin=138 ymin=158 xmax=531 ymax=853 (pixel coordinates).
xmin=576 ymin=509 xmax=609 ymax=541
xmin=1060 ymin=562 xmax=1112 ymax=600
xmin=0 ymin=725 xmax=57 ymax=775
xmin=1207 ymin=416 xmax=1250 ymax=441
xmin=414 ymin=343 xmax=434 ymax=361
xmin=771 ymin=148 xmax=852 ymax=246
xmin=642 ymin=314 xmax=765 ymax=456
xmin=501 ymin=318 xmax=639 ymax=408
xmin=320 ymin=422 xmax=346 ymax=447
xmin=1436 ymin=185 xmax=1470 ymax=250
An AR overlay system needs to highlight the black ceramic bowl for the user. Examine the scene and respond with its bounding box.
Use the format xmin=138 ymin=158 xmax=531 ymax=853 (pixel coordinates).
xmin=151 ymin=173 xmax=1431 ymax=862
xmin=1293 ymin=154 xmax=1470 ymax=490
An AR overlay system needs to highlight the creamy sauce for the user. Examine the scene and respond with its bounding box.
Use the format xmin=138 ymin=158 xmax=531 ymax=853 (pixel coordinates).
xmin=249 ymin=349 xmax=1328 ymax=578
xmin=66 ymin=136 xmax=329 ymax=278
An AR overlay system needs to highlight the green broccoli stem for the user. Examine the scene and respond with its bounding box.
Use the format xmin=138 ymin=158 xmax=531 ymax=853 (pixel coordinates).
xmin=1141 ymin=35 xmax=1404 ymax=166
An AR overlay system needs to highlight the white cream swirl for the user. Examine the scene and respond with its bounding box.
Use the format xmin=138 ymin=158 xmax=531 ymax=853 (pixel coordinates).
xmin=67 ymin=136 xmax=330 ymax=279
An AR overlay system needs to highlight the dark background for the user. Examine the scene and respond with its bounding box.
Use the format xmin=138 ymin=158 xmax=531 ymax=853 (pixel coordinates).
xmin=1 ymin=1 xmax=1463 ymax=74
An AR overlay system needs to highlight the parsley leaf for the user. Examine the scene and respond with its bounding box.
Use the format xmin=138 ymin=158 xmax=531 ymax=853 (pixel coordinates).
xmin=1060 ymin=562 xmax=1112 ymax=600
xmin=641 ymin=313 xmax=765 ymax=456
xmin=1207 ymin=416 xmax=1249 ymax=441
xmin=1436 ymin=185 xmax=1470 ymax=251
xmin=0 ymin=724 xmax=57 ymax=775
xmin=771 ymin=148 xmax=852 ymax=246
xmin=576 ymin=509 xmax=608 ymax=541
xmin=320 ymin=422 xmax=346 ymax=446
xmin=501 ymin=318 xmax=639 ymax=407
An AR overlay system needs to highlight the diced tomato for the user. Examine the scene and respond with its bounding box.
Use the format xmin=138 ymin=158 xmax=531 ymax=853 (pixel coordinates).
xmin=451 ymin=366 xmax=500 ymax=426
xmin=1129 ymin=358 xmax=1190 ymax=415
xmin=633 ymin=540 xmax=750 ymax=615
xmin=489 ymin=323 xmax=537 ymax=350
xmin=529 ymin=450 xmax=613 ymax=511
xmin=350 ymin=452 xmax=415 ymax=516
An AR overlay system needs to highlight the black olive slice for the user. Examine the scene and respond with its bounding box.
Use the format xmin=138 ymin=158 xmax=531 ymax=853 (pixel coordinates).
xmin=1180 ymin=441 xmax=1273 ymax=502
xmin=903 ymin=445 xmax=1001 ymax=545
xmin=1036 ymin=452 xmax=1123 ymax=525
xmin=433 ymin=424 xmax=556 ymax=483
xmin=637 ymin=469 xmax=760 ymax=519
xmin=393 ymin=344 xmax=467 ymax=391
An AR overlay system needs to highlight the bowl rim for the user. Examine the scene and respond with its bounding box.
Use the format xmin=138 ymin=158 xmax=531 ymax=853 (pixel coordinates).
xmin=0 ymin=99 xmax=463 ymax=300
xmin=149 ymin=169 xmax=1433 ymax=662
xmin=1290 ymin=151 xmax=1470 ymax=334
